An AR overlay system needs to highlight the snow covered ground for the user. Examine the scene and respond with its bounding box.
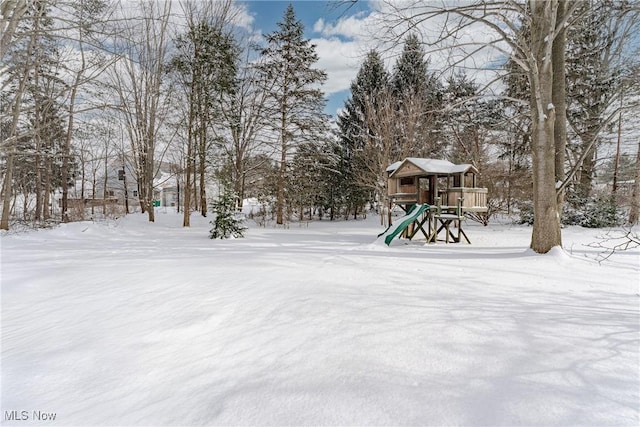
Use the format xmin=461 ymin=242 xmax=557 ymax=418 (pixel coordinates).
xmin=1 ymin=212 xmax=639 ymax=426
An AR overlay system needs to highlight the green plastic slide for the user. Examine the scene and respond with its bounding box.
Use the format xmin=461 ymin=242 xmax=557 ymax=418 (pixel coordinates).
xmin=377 ymin=204 xmax=431 ymax=246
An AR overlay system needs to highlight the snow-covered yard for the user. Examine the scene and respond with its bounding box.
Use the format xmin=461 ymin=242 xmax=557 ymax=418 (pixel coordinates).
xmin=1 ymin=212 xmax=639 ymax=426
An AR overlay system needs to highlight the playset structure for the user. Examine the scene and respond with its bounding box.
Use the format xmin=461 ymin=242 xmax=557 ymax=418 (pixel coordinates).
xmin=379 ymin=158 xmax=488 ymax=245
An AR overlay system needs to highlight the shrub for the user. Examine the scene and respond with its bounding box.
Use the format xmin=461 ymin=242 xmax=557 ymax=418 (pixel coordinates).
xmin=516 ymin=201 xmax=534 ymax=225
xmin=209 ymin=188 xmax=247 ymax=239
xmin=580 ymin=195 xmax=623 ymax=228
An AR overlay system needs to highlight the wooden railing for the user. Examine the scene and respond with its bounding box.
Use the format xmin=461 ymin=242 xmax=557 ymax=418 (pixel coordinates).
xmin=388 ymin=185 xmax=488 ymax=212
xmin=442 ymin=187 xmax=488 ymax=212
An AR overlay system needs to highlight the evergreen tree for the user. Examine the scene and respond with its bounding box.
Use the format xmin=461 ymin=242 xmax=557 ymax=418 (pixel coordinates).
xmin=209 ymin=185 xmax=247 ymax=239
xmin=499 ymin=22 xmax=537 ymax=215
xmin=501 ymin=49 xmax=532 ymax=160
xmin=443 ymin=71 xmax=499 ymax=169
xmin=565 ymin=1 xmax=630 ymax=199
xmin=390 ymin=33 xmax=444 ymax=158
xmin=336 ymin=50 xmax=389 ymax=217
xmin=256 ymin=4 xmax=328 ymax=225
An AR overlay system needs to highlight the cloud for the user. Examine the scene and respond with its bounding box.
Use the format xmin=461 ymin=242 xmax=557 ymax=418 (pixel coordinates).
xmin=313 ymin=12 xmax=374 ymax=41
xmin=310 ymin=10 xmax=399 ymax=96
xmin=230 ymin=2 xmax=256 ymax=32
xmin=313 ymin=18 xmax=325 ymax=33
xmin=313 ymin=37 xmax=371 ymax=95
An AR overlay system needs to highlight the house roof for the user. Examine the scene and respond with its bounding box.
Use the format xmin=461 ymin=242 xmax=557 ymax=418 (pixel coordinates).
xmin=387 ymin=158 xmax=477 ymax=177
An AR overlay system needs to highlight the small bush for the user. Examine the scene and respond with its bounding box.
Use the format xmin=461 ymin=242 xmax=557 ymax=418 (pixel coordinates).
xmin=561 ymin=199 xmax=585 ymax=226
xmin=580 ymin=195 xmax=623 ymax=228
xmin=209 ymin=188 xmax=247 ymax=239
xmin=516 ymin=201 xmax=534 ymax=225
xmin=521 ymin=195 xmax=623 ymax=228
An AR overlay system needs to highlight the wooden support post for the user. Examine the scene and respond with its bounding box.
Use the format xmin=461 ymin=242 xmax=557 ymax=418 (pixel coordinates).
xmin=408 ymin=209 xmax=433 ymax=241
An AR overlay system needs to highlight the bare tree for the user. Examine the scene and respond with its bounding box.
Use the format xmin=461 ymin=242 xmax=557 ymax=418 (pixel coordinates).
xmin=59 ymin=0 xmax=113 ymax=222
xmin=1 ymin=0 xmax=47 ymax=229
xmin=217 ymin=48 xmax=275 ymax=209
xmin=108 ymin=0 xmax=173 ymax=223
xmin=526 ymin=1 xmax=565 ymax=252
xmin=629 ymin=141 xmax=640 ymax=225
xmin=0 ymin=0 xmax=28 ymax=59
xmin=354 ymin=88 xmax=397 ymax=221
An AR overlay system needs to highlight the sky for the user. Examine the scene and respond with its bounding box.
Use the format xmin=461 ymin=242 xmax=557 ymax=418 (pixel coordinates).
xmin=236 ymin=0 xmax=512 ymax=119
xmin=238 ymin=0 xmax=382 ymax=118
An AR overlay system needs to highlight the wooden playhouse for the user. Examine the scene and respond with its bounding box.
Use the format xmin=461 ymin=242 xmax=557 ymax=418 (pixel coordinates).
xmin=383 ymin=158 xmax=488 ymax=243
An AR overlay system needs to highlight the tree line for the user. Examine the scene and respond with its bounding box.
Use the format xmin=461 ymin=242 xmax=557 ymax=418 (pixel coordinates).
xmin=1 ymin=0 xmax=639 ymax=254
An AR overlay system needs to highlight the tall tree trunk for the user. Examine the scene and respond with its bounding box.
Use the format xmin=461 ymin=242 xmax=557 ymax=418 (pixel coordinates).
xmin=80 ymin=159 xmax=85 ymax=201
xmin=146 ymin=135 xmax=155 ymax=222
xmin=199 ymin=115 xmax=207 ymax=217
xmin=34 ymin=133 xmax=43 ymax=221
xmin=43 ymin=146 xmax=52 ymax=220
xmin=91 ymin=172 xmax=96 ymax=215
xmin=137 ymin=157 xmax=146 ymax=214
xmin=183 ymin=97 xmax=195 ymax=227
xmin=234 ymin=157 xmax=244 ymax=209
xmin=578 ymin=142 xmax=597 ymax=199
xmin=102 ymin=150 xmax=108 ymax=215
xmin=1 ymin=152 xmax=15 ymax=229
xmin=276 ymin=106 xmax=287 ymax=225
xmin=192 ymin=162 xmax=198 ymax=212
xmin=628 ymin=141 xmax=640 ymax=225
xmin=61 ymin=56 xmax=84 ymax=222
xmin=612 ymin=111 xmax=622 ymax=195
xmin=183 ymin=156 xmax=191 ymax=226
xmin=529 ymin=0 xmax=563 ymax=254
xmin=553 ymin=0 xmax=567 ymax=211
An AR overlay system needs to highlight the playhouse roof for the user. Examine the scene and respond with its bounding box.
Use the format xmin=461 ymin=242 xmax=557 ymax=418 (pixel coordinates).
xmin=387 ymin=158 xmax=477 ymax=177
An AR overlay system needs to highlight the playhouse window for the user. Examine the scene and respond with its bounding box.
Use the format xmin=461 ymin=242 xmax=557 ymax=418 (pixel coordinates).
xmin=400 ymin=177 xmax=414 ymax=186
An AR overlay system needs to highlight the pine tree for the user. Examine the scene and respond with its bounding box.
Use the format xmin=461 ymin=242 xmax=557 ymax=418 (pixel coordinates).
xmin=565 ymin=1 xmax=629 ymax=200
xmin=390 ymin=33 xmax=444 ymax=158
xmin=209 ymin=186 xmax=246 ymax=239
xmin=256 ymin=4 xmax=328 ymax=225
xmin=336 ymin=50 xmax=389 ymax=217
xmin=443 ymin=71 xmax=499 ymax=169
